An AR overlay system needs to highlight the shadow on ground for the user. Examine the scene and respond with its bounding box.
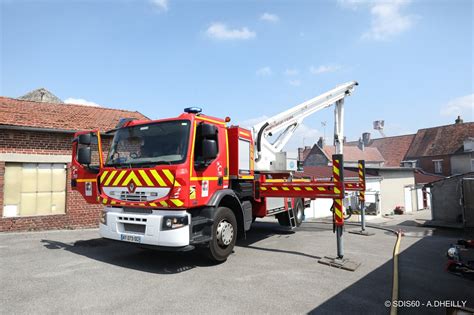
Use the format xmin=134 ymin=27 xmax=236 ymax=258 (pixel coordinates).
xmin=40 ymin=220 xmax=329 ymax=274
xmin=310 ymin=229 xmax=474 ymax=315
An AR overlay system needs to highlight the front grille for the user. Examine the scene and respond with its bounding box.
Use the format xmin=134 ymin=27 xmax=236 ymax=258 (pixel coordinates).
xmin=123 ymin=223 xmax=146 ymax=234
xmin=123 ymin=207 xmax=152 ymax=214
xmin=120 ymin=191 xmax=147 ymax=202
xmin=118 ymin=216 xmax=147 ymax=222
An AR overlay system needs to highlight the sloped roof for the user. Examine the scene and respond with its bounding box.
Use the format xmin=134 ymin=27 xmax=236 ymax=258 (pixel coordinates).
xmin=18 ymin=88 xmax=63 ymax=104
xmin=405 ymin=122 xmax=474 ymax=158
xmin=298 ymin=146 xmax=312 ymax=161
xmin=347 ymin=134 xmax=415 ymax=167
xmin=0 ymin=96 xmax=149 ymax=132
xmin=321 ymin=145 xmax=385 ymax=162
xmin=414 ymin=169 xmax=444 ymax=185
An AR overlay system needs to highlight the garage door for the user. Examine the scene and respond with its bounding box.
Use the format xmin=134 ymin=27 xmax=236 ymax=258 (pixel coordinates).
xmin=3 ymin=163 xmax=66 ymax=217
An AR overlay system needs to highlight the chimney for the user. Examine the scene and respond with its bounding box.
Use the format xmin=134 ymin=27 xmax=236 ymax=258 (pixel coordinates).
xmin=362 ymin=132 xmax=371 ymax=146
xmin=317 ymin=136 xmax=325 ymax=148
xmin=455 ymin=115 xmax=463 ymax=124
xmin=358 ymin=137 xmax=365 ymax=151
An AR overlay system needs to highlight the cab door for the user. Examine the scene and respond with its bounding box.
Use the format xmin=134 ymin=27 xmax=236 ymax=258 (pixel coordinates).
xmin=71 ymin=130 xmax=104 ymax=204
xmin=191 ymin=121 xmax=228 ymax=204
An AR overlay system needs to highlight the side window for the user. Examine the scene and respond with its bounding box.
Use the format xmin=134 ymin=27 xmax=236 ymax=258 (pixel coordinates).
xmin=194 ymin=123 xmax=219 ymax=167
xmin=433 ymin=160 xmax=443 ymax=174
xmin=77 ymin=133 xmax=102 ymax=168
xmin=238 ymin=139 xmax=250 ymax=174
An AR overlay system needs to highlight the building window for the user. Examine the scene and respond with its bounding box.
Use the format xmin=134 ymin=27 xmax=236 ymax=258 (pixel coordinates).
xmin=3 ymin=163 xmax=66 ymax=217
xmin=433 ymin=160 xmax=443 ymax=174
xmin=471 ymin=159 xmax=474 ymax=171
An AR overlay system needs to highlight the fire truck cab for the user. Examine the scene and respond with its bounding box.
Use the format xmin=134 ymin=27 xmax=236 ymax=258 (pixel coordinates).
xmin=72 ymin=108 xmax=303 ymax=262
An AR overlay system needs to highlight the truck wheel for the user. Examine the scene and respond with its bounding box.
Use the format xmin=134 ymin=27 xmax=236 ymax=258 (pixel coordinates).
xmin=207 ymin=207 xmax=237 ymax=262
xmin=294 ymin=200 xmax=304 ymax=227
xmin=276 ymin=200 xmax=304 ymax=227
xmin=276 ymin=212 xmax=290 ymax=226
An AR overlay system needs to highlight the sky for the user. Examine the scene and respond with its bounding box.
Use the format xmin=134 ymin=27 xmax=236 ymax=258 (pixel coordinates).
xmin=1 ymin=0 xmax=473 ymax=151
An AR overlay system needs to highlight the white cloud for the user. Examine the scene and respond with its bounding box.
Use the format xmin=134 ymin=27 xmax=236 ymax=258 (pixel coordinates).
xmin=238 ymin=115 xmax=321 ymax=151
xmin=288 ymin=80 xmax=301 ymax=86
xmin=64 ymin=98 xmax=101 ymax=107
xmin=310 ymin=64 xmax=341 ymax=74
xmin=206 ymin=22 xmax=256 ymax=40
xmin=440 ymin=94 xmax=474 ymax=118
xmin=239 ymin=115 xmax=269 ymax=129
xmin=339 ymin=0 xmax=416 ymax=41
xmin=256 ymin=67 xmax=272 ymax=76
xmin=150 ymin=0 xmax=168 ymax=11
xmin=260 ymin=13 xmax=280 ymax=23
xmin=284 ymin=68 xmax=299 ymax=76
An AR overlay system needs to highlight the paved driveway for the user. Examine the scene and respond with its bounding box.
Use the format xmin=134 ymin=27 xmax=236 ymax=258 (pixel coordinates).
xmin=1 ymin=211 xmax=472 ymax=314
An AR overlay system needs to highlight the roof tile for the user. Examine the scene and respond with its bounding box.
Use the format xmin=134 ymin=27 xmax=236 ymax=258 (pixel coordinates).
xmin=405 ymin=122 xmax=474 ymax=158
xmin=0 ymin=96 xmax=148 ymax=132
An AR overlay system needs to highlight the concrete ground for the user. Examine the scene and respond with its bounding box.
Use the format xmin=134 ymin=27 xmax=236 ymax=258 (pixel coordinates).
xmin=0 ymin=209 xmax=473 ymax=314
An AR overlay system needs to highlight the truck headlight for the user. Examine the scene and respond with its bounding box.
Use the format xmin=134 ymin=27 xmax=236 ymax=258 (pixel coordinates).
xmin=100 ymin=210 xmax=107 ymax=225
xmin=162 ymin=216 xmax=188 ymax=230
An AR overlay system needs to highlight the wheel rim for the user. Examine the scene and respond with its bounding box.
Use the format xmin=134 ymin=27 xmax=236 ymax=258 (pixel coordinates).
xmin=296 ymin=206 xmax=303 ymax=222
xmin=216 ymin=220 xmax=234 ymax=247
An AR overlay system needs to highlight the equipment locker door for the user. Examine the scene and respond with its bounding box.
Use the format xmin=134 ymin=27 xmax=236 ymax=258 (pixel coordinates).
xmin=71 ymin=130 xmax=104 ymax=204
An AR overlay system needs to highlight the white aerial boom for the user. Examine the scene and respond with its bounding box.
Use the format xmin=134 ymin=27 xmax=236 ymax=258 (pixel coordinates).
xmin=252 ymin=81 xmax=358 ymax=171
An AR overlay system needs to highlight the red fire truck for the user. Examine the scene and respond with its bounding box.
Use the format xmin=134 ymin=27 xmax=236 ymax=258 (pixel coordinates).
xmin=71 ymin=81 xmax=364 ymax=262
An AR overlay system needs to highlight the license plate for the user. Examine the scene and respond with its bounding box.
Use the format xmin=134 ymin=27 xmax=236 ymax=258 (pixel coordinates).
xmin=121 ymin=234 xmax=142 ymax=243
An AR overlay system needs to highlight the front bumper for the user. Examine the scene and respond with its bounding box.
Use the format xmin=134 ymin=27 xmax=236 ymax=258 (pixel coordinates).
xmin=100 ymin=207 xmax=191 ymax=248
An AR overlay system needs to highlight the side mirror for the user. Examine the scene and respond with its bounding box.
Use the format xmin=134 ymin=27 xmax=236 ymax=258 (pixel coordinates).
xmin=200 ymin=123 xmax=217 ymax=138
xmin=78 ymin=147 xmax=92 ymax=165
xmin=78 ymin=133 xmax=92 ymax=145
xmin=202 ymin=139 xmax=217 ymax=160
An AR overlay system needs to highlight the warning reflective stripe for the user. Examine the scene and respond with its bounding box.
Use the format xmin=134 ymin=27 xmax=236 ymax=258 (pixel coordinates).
xmin=305 ymin=187 xmax=313 ymax=191
xmin=333 ymin=167 xmax=340 ymax=177
xmin=162 ymin=169 xmax=175 ymax=185
xmin=334 ymin=187 xmax=341 ymax=194
xmin=282 ymin=187 xmax=290 ymax=191
xmin=318 ymin=187 xmax=326 ymax=191
xmin=335 ymin=199 xmax=342 ymax=206
xmin=122 ymin=171 xmax=143 ymax=186
xmin=149 ymin=202 xmax=157 ymax=207
xmin=170 ymin=199 xmax=184 ymax=207
xmin=104 ymin=170 xmax=117 ymax=186
xmin=102 ymin=198 xmax=108 ymax=204
xmin=159 ymin=201 xmax=168 ymax=207
xmin=100 ymin=171 xmax=109 ymax=183
xmin=293 ymin=187 xmax=301 ymax=191
xmin=359 ymin=171 xmax=363 ymax=176
xmin=150 ymin=170 xmax=167 ymax=187
xmin=112 ymin=170 xmax=126 ymax=186
xmin=260 ymin=187 xmax=267 ymax=191
xmin=271 ymin=187 xmax=278 ymax=191
xmin=138 ymin=170 xmax=154 ymax=186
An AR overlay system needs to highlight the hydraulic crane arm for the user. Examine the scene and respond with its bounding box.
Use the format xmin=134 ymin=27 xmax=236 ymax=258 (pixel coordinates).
xmin=251 ymin=81 xmax=358 ymax=171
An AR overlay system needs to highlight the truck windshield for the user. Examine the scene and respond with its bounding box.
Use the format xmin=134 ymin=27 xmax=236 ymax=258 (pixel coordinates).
xmin=105 ymin=120 xmax=191 ymax=167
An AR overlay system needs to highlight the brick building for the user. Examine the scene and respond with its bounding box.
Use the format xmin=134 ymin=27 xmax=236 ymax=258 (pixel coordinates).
xmin=0 ymin=94 xmax=147 ymax=232
xmin=403 ymin=118 xmax=474 ymax=176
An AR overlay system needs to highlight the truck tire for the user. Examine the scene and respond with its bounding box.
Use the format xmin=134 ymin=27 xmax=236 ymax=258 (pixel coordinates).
xmin=207 ymin=207 xmax=237 ymax=262
xmin=276 ymin=200 xmax=304 ymax=227
xmin=294 ymin=199 xmax=304 ymax=227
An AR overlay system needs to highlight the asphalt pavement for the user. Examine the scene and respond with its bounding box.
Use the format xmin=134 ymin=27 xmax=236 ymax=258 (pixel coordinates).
xmin=0 ymin=210 xmax=472 ymax=314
